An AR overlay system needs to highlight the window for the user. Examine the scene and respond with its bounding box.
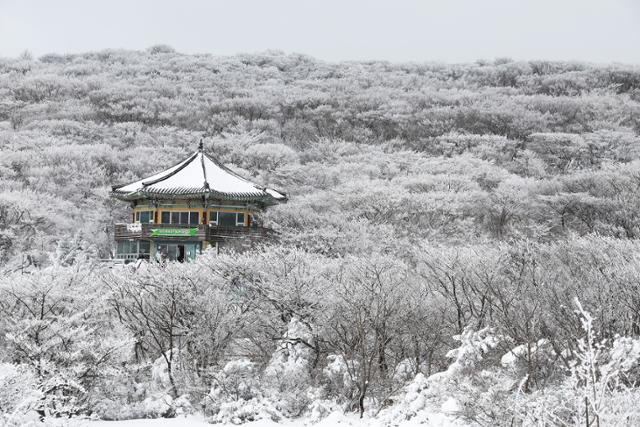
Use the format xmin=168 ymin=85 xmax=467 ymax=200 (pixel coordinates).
xmin=135 ymin=211 xmax=153 ymax=223
xmin=180 ymin=212 xmax=189 ymax=224
xmin=115 ymin=240 xmax=150 ymax=261
xmin=218 ymin=212 xmax=236 ymax=227
xmin=157 ymin=244 xmax=168 ymax=258
xmin=155 ymin=243 xmax=200 ymax=262
xmin=209 ymin=211 xmax=218 ymax=225
xmin=161 ymin=211 xmax=201 ymax=225
xmin=189 ymin=212 xmax=199 ymax=225
xmin=139 ymin=211 xmax=151 ymax=223
xmin=216 ymin=211 xmax=245 ymax=227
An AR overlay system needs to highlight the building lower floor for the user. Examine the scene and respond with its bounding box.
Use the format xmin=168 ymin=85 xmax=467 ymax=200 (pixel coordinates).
xmin=115 ymin=239 xmax=202 ymax=263
xmin=113 ymin=223 xmax=274 ymax=263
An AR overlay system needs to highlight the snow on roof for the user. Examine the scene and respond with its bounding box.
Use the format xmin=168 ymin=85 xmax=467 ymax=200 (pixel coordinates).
xmin=265 ymin=188 xmax=287 ymax=200
xmin=112 ymin=149 xmax=287 ymax=203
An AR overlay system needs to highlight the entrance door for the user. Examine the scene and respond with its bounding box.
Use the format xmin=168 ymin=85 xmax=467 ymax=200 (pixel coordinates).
xmin=154 ymin=242 xmax=198 ymax=262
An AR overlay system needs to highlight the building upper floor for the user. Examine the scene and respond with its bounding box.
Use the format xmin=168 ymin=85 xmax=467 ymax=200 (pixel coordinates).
xmin=129 ymin=202 xmax=256 ymax=227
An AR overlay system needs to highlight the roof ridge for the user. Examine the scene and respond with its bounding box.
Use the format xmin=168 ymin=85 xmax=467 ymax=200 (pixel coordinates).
xmin=141 ymin=151 xmax=199 ymax=187
xmin=200 ymin=151 xmax=210 ymax=191
xmin=202 ymin=152 xmax=259 ymax=189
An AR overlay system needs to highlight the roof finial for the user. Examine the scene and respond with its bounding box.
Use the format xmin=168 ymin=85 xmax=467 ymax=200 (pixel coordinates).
xmin=198 ymin=138 xmax=204 ymax=152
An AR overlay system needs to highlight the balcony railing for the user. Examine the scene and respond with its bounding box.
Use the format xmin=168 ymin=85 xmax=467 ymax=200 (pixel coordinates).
xmin=114 ymin=223 xmax=272 ymax=242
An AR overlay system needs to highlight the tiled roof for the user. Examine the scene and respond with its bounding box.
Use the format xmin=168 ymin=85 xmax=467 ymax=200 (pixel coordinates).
xmin=111 ymin=148 xmax=287 ymax=203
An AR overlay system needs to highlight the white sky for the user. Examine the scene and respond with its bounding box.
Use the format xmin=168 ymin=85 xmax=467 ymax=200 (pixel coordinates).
xmin=0 ymin=0 xmax=639 ymax=63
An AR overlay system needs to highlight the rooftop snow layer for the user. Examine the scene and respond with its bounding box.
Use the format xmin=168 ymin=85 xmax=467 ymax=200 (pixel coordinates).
xmin=112 ymin=150 xmax=286 ymax=202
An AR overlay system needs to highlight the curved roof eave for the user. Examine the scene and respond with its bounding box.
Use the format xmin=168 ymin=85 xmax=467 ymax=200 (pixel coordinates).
xmin=110 ymin=188 xmax=287 ymax=203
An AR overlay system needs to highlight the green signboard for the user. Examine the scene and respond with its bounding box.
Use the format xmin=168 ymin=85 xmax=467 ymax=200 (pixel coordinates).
xmin=151 ymin=228 xmax=198 ymax=237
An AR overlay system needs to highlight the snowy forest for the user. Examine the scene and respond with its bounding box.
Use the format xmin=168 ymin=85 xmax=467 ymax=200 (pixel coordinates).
xmin=2 ymin=47 xmax=640 ymax=425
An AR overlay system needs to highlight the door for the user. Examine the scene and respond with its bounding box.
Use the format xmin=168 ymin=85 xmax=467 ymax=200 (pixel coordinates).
xmin=154 ymin=242 xmax=197 ymax=262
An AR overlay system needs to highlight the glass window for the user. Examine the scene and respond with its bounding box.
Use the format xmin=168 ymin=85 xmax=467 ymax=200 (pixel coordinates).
xmin=218 ymin=212 xmax=236 ymax=227
xmin=171 ymin=212 xmax=180 ymax=224
xmin=135 ymin=212 xmax=140 ymax=222
xmin=161 ymin=212 xmax=170 ymax=224
xmin=116 ymin=240 xmax=140 ymax=259
xmin=180 ymin=212 xmax=189 ymax=224
xmin=236 ymin=213 xmax=245 ymax=226
xmin=157 ymin=244 xmax=168 ymax=257
xmin=209 ymin=211 xmax=218 ymax=225
xmin=139 ymin=241 xmax=150 ymax=254
xmin=189 ymin=212 xmax=199 ymax=225
xmin=139 ymin=211 xmax=150 ymax=223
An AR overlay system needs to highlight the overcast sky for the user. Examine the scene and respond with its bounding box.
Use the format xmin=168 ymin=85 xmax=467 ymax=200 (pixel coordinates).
xmin=1 ymin=0 xmax=639 ymax=63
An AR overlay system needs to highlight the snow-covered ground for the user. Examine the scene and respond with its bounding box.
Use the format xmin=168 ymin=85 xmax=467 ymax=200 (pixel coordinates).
xmin=77 ymin=411 xmax=463 ymax=427
xmin=86 ymin=416 xmax=212 ymax=426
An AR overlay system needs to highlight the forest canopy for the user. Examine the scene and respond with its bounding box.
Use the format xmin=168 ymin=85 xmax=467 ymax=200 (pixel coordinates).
xmin=1 ymin=49 xmax=639 ymax=266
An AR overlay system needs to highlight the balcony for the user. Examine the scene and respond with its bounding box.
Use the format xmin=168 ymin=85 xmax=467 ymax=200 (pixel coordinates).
xmin=114 ymin=223 xmax=273 ymax=243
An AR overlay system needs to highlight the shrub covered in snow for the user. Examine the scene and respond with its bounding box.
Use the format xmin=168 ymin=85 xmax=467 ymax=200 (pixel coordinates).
xmin=209 ymin=359 xmax=261 ymax=403
xmin=263 ymin=317 xmax=317 ymax=417
xmin=378 ymin=373 xmax=467 ymax=427
xmin=0 ymin=264 xmax=133 ymax=418
xmin=0 ymin=363 xmax=42 ymax=426
xmin=205 ymin=318 xmax=320 ymax=423
xmin=205 ymin=359 xmax=283 ymax=424
xmin=411 ymin=302 xmax=640 ymax=426
xmin=323 ymin=354 xmax=357 ymax=402
xmin=378 ymin=327 xmax=505 ymax=426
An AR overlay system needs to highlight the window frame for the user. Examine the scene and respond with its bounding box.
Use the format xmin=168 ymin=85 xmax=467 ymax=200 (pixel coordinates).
xmin=135 ymin=211 xmax=153 ymax=224
xmin=236 ymin=212 xmax=245 ymax=226
xmin=116 ymin=240 xmax=150 ymax=260
xmin=209 ymin=211 xmax=218 ymax=225
xmin=189 ymin=212 xmax=199 ymax=225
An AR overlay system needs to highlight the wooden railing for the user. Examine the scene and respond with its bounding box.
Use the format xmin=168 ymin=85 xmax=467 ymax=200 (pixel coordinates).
xmin=207 ymin=225 xmax=272 ymax=240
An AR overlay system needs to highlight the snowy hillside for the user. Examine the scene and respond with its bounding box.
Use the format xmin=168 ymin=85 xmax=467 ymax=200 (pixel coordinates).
xmin=2 ymin=48 xmax=640 ymax=426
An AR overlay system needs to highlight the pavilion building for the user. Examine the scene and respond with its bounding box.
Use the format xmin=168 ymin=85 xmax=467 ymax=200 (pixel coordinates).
xmin=111 ymin=142 xmax=286 ymax=262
